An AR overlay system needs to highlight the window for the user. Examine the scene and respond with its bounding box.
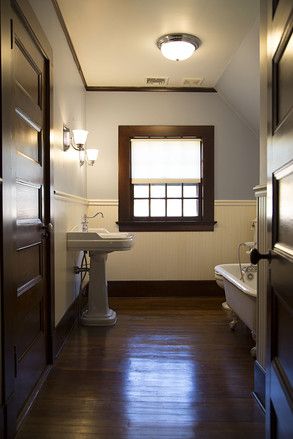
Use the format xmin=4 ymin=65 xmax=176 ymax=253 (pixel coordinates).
xmin=118 ymin=125 xmax=215 ymax=231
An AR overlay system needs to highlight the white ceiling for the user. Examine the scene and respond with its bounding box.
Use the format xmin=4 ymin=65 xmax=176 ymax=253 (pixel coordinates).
xmin=56 ymin=0 xmax=258 ymax=88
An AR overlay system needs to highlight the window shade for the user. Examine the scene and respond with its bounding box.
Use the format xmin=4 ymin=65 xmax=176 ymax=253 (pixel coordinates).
xmin=131 ymin=138 xmax=201 ymax=184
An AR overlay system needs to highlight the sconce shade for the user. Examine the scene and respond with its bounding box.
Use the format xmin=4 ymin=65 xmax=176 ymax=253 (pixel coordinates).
xmin=157 ymin=33 xmax=201 ymax=61
xmin=86 ymin=149 xmax=99 ymax=162
xmin=63 ymin=125 xmax=98 ymax=166
xmin=72 ymin=129 xmax=88 ymax=146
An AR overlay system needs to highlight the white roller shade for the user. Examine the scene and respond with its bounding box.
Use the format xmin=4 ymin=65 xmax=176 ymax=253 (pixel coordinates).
xmin=131 ymin=138 xmax=201 ymax=184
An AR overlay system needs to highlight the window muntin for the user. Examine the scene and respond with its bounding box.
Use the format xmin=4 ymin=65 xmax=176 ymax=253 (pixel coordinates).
xmin=133 ymin=183 xmax=200 ymax=218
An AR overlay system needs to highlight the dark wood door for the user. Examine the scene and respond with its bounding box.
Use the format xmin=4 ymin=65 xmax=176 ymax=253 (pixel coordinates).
xmin=11 ymin=8 xmax=50 ymax=415
xmin=266 ymin=0 xmax=293 ymax=437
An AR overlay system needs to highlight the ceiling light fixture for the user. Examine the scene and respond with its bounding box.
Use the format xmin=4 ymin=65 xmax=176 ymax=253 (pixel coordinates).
xmin=156 ymin=33 xmax=201 ymax=61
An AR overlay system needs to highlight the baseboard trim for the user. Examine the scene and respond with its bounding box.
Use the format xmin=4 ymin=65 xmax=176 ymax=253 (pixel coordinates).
xmin=53 ymin=297 xmax=79 ymax=358
xmin=0 ymin=403 xmax=5 ymax=438
xmin=16 ymin=365 xmax=52 ymax=432
xmin=108 ymin=280 xmax=224 ymax=297
xmin=253 ymin=360 xmax=266 ymax=412
xmin=53 ymin=284 xmax=89 ymax=358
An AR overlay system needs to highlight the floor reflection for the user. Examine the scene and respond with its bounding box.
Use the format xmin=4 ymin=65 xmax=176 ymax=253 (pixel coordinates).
xmin=123 ymin=334 xmax=196 ymax=432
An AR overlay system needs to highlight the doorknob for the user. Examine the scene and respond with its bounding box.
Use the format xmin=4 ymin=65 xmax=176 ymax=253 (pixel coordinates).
xmin=250 ymin=248 xmax=272 ymax=265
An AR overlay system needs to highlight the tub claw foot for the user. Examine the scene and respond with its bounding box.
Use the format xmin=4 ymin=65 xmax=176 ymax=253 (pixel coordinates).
xmin=229 ymin=317 xmax=238 ymax=331
xmin=222 ymin=301 xmax=231 ymax=311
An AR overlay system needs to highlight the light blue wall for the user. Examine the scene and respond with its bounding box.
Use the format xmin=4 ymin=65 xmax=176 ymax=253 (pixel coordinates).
xmin=86 ymin=92 xmax=259 ymax=200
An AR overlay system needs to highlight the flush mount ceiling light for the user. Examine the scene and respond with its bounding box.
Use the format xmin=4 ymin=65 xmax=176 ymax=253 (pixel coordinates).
xmin=156 ymin=33 xmax=201 ymax=61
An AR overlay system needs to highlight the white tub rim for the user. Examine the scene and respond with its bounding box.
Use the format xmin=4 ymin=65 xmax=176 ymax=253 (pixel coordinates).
xmin=215 ymin=264 xmax=257 ymax=298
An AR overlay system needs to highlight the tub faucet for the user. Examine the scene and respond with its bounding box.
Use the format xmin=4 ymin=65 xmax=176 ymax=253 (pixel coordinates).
xmin=81 ymin=211 xmax=104 ymax=232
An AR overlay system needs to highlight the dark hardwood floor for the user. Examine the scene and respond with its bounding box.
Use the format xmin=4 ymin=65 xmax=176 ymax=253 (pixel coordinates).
xmin=16 ymin=297 xmax=265 ymax=439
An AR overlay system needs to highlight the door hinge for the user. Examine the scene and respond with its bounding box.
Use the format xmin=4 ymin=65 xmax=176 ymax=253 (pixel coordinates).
xmin=14 ymin=346 xmax=17 ymax=377
xmin=10 ymin=19 xmax=14 ymax=49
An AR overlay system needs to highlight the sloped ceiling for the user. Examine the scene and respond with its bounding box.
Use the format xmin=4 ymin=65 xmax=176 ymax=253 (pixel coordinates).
xmin=216 ymin=20 xmax=260 ymax=134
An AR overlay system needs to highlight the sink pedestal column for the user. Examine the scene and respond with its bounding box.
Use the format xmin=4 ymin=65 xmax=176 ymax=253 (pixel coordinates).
xmin=81 ymin=252 xmax=117 ymax=326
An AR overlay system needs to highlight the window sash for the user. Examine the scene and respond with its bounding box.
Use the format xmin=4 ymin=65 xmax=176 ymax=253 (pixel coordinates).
xmin=131 ymin=178 xmax=201 ymax=184
xmin=132 ymin=182 xmax=201 ymax=219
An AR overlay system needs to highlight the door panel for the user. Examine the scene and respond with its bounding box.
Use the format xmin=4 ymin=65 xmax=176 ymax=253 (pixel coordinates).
xmin=14 ymin=112 xmax=41 ymax=162
xmin=266 ymin=0 xmax=293 ymax=437
xmin=12 ymin=9 xmax=49 ymax=415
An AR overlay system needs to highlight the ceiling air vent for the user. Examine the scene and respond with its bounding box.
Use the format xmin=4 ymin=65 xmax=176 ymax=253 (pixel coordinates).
xmin=183 ymin=77 xmax=203 ymax=87
xmin=146 ymin=77 xmax=169 ymax=87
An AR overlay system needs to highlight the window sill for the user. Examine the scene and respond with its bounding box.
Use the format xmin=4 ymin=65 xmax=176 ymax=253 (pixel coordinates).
xmin=117 ymin=220 xmax=217 ymax=232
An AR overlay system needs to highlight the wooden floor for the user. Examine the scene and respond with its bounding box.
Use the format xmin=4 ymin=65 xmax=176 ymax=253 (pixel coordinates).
xmin=17 ymin=297 xmax=265 ymax=439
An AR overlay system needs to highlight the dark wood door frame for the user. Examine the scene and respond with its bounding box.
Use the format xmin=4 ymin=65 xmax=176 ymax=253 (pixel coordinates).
xmin=1 ymin=0 xmax=54 ymax=436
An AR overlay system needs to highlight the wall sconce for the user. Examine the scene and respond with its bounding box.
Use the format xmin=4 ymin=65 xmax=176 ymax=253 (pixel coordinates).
xmin=63 ymin=125 xmax=99 ymax=166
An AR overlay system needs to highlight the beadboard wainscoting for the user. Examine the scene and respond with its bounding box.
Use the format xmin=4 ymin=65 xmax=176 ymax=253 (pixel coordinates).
xmin=54 ymin=191 xmax=87 ymax=325
xmin=87 ymin=200 xmax=256 ymax=281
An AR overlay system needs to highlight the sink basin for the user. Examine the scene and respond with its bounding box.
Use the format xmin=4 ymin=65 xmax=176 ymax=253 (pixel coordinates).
xmin=67 ymin=227 xmax=134 ymax=252
xmin=67 ymin=226 xmax=134 ymax=327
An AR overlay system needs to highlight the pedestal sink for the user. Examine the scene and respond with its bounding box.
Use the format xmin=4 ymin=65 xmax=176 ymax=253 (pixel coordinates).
xmin=67 ymin=228 xmax=134 ymax=326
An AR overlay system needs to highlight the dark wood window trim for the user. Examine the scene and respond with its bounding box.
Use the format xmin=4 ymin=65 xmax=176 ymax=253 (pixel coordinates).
xmin=118 ymin=125 xmax=215 ymax=232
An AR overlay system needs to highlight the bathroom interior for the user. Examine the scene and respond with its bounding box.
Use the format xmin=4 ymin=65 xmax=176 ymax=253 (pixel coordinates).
xmin=1 ymin=0 xmax=292 ymax=437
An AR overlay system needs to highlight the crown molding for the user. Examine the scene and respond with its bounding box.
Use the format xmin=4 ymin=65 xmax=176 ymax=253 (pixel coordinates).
xmin=51 ymin=0 xmax=87 ymax=88
xmin=86 ymin=86 xmax=217 ymax=93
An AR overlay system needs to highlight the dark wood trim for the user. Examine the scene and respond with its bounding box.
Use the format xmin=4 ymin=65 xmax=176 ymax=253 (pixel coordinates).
xmin=14 ymin=0 xmax=55 ymax=366
xmin=46 ymin=20 xmax=55 ymax=367
xmin=86 ymin=86 xmax=217 ymax=93
xmin=16 ymin=365 xmax=52 ymax=432
xmin=4 ymin=395 xmax=17 ymax=439
xmin=50 ymin=0 xmax=87 ymax=89
xmin=13 ymin=0 xmax=52 ymax=59
xmin=0 ymin=404 xmax=4 ymax=439
xmin=53 ymin=297 xmax=78 ymax=358
xmin=118 ymin=125 xmax=215 ymax=232
xmin=53 ymin=286 xmax=88 ymax=358
xmin=253 ymin=360 xmax=266 ymax=412
xmin=271 ymin=11 xmax=293 ymax=133
xmin=1 ymin=0 xmax=18 ymax=423
xmin=108 ymin=280 xmax=224 ymax=297
xmin=1 ymin=0 xmax=55 ymax=435
xmin=117 ymin=221 xmax=217 ymax=232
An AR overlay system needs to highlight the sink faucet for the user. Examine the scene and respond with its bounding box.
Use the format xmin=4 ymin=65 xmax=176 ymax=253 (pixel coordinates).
xmin=81 ymin=211 xmax=104 ymax=232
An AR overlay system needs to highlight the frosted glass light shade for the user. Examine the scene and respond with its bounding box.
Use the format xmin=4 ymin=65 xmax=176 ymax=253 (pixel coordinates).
xmin=161 ymin=40 xmax=195 ymax=61
xmin=131 ymin=138 xmax=201 ymax=183
xmin=157 ymin=34 xmax=201 ymax=62
xmin=86 ymin=148 xmax=99 ymax=161
xmin=72 ymin=129 xmax=88 ymax=146
xmin=85 ymin=148 xmax=99 ymax=166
